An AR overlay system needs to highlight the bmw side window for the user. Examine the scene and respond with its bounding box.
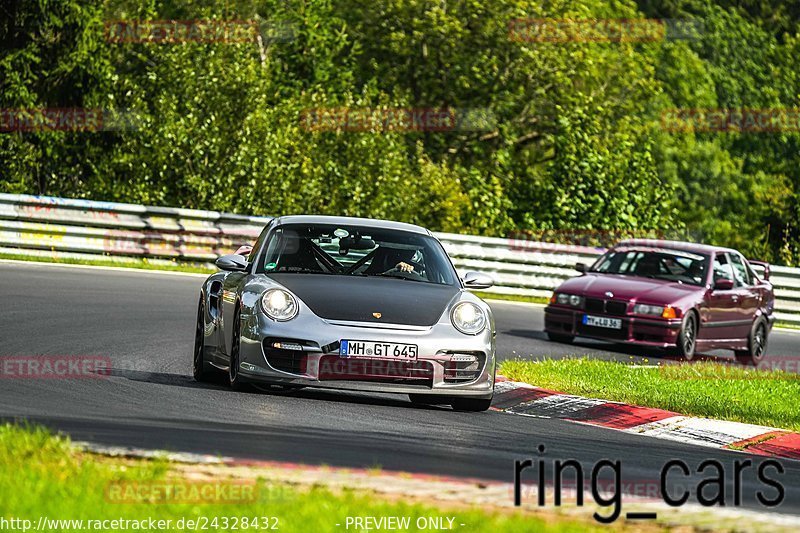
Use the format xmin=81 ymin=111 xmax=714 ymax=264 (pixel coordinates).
xmin=730 ymin=254 xmax=751 ymax=287
xmin=712 ymin=253 xmax=734 ymax=283
xmin=746 ymin=263 xmax=759 ymax=283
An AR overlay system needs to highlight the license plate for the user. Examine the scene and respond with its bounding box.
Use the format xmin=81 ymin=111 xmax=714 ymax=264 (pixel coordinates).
xmin=583 ymin=315 xmax=622 ymax=329
xmin=339 ymin=340 xmax=418 ymax=360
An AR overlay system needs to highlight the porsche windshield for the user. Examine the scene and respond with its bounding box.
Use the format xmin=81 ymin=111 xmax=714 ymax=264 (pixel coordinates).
xmin=592 ymin=248 xmax=709 ymax=286
xmin=255 ymin=223 xmax=458 ymax=285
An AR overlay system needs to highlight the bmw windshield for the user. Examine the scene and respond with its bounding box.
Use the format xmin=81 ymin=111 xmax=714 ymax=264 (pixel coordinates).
xmin=592 ymin=248 xmax=709 ymax=286
xmin=254 ymin=223 xmax=458 ymax=286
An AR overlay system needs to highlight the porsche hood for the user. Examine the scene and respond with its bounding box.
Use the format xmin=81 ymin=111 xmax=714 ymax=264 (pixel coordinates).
xmin=267 ymin=274 xmax=460 ymax=326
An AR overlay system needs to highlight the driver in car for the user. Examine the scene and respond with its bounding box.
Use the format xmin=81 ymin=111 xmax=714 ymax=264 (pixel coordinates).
xmin=364 ymin=247 xmax=418 ymax=275
xmin=393 ymin=249 xmax=416 ymax=273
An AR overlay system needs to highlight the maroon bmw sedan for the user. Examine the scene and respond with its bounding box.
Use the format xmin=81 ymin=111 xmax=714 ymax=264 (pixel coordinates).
xmin=544 ymin=240 xmax=775 ymax=364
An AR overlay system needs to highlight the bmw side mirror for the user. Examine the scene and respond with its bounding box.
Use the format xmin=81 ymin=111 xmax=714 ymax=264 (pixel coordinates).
xmin=748 ymin=260 xmax=770 ymax=281
xmin=575 ymin=262 xmax=588 ymax=273
xmin=215 ymin=254 xmax=248 ymax=272
xmin=714 ymin=278 xmax=735 ymax=291
xmin=463 ymin=271 xmax=494 ymax=290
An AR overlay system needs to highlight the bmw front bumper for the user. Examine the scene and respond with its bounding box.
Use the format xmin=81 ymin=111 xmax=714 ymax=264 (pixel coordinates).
xmin=544 ymin=305 xmax=682 ymax=347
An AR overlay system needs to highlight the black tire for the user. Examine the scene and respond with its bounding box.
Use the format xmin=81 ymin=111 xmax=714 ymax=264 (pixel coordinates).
xmin=674 ymin=311 xmax=698 ymax=361
xmin=546 ymin=332 xmax=575 ymax=344
xmin=734 ymin=319 xmax=768 ymax=367
xmin=450 ymin=397 xmax=493 ymax=412
xmin=408 ymin=394 xmax=449 ymax=406
xmin=193 ymin=296 xmax=213 ymax=382
xmin=228 ymin=307 xmax=251 ymax=391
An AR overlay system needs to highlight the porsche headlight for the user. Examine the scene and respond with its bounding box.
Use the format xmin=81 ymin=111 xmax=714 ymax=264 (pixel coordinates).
xmin=451 ymin=302 xmax=487 ymax=335
xmin=261 ymin=289 xmax=298 ymax=321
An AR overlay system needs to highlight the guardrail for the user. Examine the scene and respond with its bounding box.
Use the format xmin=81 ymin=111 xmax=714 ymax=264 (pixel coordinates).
xmin=1 ymin=193 xmax=798 ymax=325
xmin=0 ymin=193 xmax=269 ymax=262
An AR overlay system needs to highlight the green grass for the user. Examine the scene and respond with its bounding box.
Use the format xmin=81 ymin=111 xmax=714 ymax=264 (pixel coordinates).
xmin=500 ymin=358 xmax=800 ymax=432
xmin=0 ymin=423 xmax=622 ymax=533
xmin=0 ymin=251 xmax=215 ymax=274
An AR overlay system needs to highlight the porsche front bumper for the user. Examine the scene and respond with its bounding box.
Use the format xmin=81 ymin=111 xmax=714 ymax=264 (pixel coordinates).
xmin=235 ymin=310 xmax=495 ymax=398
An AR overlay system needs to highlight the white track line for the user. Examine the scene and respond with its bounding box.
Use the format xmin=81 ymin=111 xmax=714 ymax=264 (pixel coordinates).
xmin=624 ymin=416 xmax=779 ymax=449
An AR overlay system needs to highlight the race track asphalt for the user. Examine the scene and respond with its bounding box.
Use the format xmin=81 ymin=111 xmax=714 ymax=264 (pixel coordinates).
xmin=1 ymin=261 xmax=798 ymax=519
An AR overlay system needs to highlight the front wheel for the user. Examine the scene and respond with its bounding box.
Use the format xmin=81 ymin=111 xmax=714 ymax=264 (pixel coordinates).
xmin=193 ymin=296 xmax=213 ymax=382
xmin=450 ymin=397 xmax=493 ymax=412
xmin=228 ymin=308 xmax=251 ymax=391
xmin=735 ymin=319 xmax=768 ymax=366
xmin=408 ymin=394 xmax=449 ymax=406
xmin=674 ymin=312 xmax=698 ymax=361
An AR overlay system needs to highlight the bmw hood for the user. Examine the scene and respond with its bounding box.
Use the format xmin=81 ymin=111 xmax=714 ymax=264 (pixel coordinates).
xmin=558 ymin=274 xmax=699 ymax=304
xmin=267 ymin=274 xmax=460 ymax=326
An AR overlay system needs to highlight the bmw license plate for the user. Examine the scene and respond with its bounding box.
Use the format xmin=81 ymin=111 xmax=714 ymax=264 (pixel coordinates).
xmin=582 ymin=315 xmax=622 ymax=329
xmin=339 ymin=340 xmax=418 ymax=360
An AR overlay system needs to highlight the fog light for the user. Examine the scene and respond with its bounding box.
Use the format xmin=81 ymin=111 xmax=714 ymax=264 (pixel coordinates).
xmin=450 ymin=354 xmax=478 ymax=363
xmin=272 ymin=342 xmax=303 ymax=351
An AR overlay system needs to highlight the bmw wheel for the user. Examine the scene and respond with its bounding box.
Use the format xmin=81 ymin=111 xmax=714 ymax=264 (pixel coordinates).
xmin=735 ymin=319 xmax=768 ymax=367
xmin=675 ymin=311 xmax=698 ymax=361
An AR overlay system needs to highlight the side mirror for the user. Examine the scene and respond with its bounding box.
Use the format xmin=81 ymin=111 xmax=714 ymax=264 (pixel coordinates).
xmin=463 ymin=271 xmax=494 ymax=290
xmin=575 ymin=262 xmax=588 ymax=273
xmin=749 ymin=260 xmax=770 ymax=281
xmin=215 ymin=254 xmax=248 ymax=272
xmin=714 ymin=278 xmax=735 ymax=291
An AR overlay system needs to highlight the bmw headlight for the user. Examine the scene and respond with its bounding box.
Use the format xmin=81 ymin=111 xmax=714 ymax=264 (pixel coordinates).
xmin=633 ymin=303 xmax=664 ymax=316
xmin=555 ymin=293 xmax=584 ymax=308
xmin=633 ymin=303 xmax=678 ymax=319
xmin=261 ymin=289 xmax=298 ymax=321
xmin=451 ymin=302 xmax=487 ymax=335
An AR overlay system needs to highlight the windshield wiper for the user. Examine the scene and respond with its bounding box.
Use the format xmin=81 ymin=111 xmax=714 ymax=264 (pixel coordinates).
xmin=381 ymin=274 xmax=422 ymax=282
xmin=271 ymin=268 xmax=332 ymax=274
xmin=356 ymin=272 xmax=423 ymax=282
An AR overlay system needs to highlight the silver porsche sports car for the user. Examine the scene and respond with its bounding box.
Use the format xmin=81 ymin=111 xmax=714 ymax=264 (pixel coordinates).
xmin=192 ymin=215 xmax=497 ymax=411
